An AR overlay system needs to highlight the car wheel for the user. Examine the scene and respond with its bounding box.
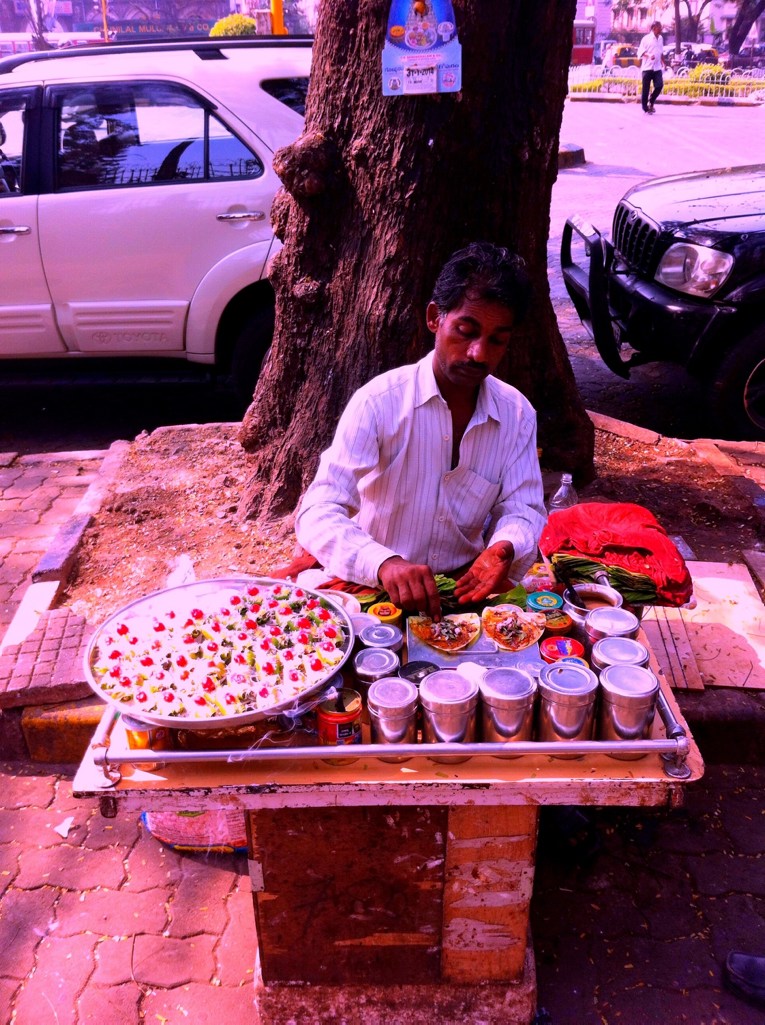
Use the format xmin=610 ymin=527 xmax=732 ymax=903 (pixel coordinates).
xmin=709 ymin=327 xmax=765 ymax=440
xmin=228 ymin=305 xmax=275 ymax=403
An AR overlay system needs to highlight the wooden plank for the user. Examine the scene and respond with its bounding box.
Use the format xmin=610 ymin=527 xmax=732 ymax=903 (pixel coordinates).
xmin=248 ymin=806 xmax=447 ymax=986
xmin=442 ymin=805 xmax=538 ymax=984
xmin=679 ymin=561 xmax=765 ymax=690
xmin=662 ymin=607 xmax=705 ymax=690
xmin=640 ymin=610 xmax=704 ymax=691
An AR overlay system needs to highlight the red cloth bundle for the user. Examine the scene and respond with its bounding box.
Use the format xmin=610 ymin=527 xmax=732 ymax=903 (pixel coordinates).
xmin=539 ymin=502 xmax=693 ymax=606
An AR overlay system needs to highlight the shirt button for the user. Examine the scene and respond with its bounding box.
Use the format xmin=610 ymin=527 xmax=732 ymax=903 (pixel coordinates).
xmin=439 ymin=516 xmax=445 ymax=522
xmin=443 ymin=435 xmax=450 ymax=441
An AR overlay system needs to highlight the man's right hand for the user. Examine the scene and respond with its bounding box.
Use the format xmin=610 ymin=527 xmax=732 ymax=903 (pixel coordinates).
xmin=378 ymin=556 xmax=442 ymax=620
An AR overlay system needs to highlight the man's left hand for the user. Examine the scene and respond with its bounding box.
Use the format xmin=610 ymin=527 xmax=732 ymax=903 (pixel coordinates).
xmin=453 ymin=541 xmax=515 ymax=605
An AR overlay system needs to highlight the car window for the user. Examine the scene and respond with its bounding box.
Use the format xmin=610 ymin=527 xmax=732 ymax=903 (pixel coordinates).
xmin=54 ymin=81 xmax=264 ymax=190
xmin=0 ymin=89 xmax=33 ymax=196
xmin=261 ymin=76 xmax=309 ymax=115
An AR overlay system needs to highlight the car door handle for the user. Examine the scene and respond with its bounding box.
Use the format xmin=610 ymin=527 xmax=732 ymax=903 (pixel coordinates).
xmin=0 ymin=225 xmax=31 ymax=235
xmin=216 ymin=211 xmax=266 ymax=222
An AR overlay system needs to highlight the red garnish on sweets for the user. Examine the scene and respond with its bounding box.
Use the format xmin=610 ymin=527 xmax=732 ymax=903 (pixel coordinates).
xmin=247 ymin=585 xmax=260 ymax=597
xmin=117 ymin=624 xmax=129 ymax=635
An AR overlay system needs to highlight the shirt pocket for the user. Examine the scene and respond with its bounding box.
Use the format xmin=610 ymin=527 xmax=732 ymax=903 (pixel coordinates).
xmin=444 ymin=468 xmax=501 ymax=545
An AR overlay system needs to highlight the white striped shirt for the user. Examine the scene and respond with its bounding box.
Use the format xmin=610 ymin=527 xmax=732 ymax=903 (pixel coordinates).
xmin=295 ymin=353 xmax=546 ymax=587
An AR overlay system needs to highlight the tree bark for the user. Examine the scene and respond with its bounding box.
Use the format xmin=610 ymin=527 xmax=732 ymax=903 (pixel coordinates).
xmin=240 ymin=0 xmax=593 ymax=522
xmin=729 ymin=0 xmax=765 ymax=54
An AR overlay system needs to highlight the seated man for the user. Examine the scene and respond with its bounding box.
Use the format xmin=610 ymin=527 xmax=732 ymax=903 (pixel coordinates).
xmin=294 ymin=241 xmax=546 ymax=620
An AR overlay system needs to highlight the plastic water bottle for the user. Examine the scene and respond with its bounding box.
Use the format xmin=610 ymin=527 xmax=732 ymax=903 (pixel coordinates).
xmin=547 ymin=473 xmax=578 ymax=512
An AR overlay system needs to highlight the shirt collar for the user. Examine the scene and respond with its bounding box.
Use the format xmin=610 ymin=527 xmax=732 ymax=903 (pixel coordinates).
xmin=414 ymin=352 xmax=500 ymax=423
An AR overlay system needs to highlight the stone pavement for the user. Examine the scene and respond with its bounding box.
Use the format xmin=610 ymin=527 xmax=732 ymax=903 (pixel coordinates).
xmin=0 ymin=760 xmax=258 ymax=1024
xmin=1 ymin=760 xmax=763 ymax=1024
xmin=0 ymin=451 xmax=106 ymax=639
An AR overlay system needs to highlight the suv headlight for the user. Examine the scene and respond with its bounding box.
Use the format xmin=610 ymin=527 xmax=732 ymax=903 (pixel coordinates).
xmin=655 ymin=243 xmax=733 ymax=298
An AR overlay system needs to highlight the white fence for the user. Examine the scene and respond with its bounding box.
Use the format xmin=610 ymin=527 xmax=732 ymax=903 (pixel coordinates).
xmin=568 ymin=63 xmax=765 ymax=103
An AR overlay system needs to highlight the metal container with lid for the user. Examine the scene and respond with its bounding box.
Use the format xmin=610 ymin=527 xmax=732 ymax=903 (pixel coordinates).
xmin=584 ymin=607 xmax=640 ymax=651
xmin=561 ymin=582 xmax=623 ymax=642
xmin=590 ymin=636 xmax=650 ymax=672
xmin=598 ymin=664 xmax=659 ymax=760
xmin=398 ymin=660 xmax=440 ymax=686
xmin=419 ymin=670 xmax=478 ymax=763
xmin=367 ymin=677 xmax=419 ymax=762
xmin=538 ymin=661 xmax=599 ymax=758
xmin=353 ymin=646 xmax=401 ymax=684
xmin=479 ymin=667 xmax=536 ymax=757
xmin=358 ymin=622 xmax=404 ymax=652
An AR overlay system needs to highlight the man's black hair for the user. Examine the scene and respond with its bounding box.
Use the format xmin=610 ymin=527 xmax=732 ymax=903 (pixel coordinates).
xmin=430 ymin=241 xmax=532 ymax=325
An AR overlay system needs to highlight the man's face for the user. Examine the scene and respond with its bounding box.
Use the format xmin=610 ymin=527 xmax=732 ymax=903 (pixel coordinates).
xmin=428 ymin=296 xmax=517 ymax=393
xmin=652 ymin=24 xmax=661 ymax=36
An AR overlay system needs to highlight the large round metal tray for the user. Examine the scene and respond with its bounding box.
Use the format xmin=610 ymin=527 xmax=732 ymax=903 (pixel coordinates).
xmin=83 ymin=577 xmax=354 ymax=730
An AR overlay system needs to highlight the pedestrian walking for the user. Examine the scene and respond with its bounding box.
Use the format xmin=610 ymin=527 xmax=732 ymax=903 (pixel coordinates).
xmin=638 ymin=21 xmax=666 ymax=114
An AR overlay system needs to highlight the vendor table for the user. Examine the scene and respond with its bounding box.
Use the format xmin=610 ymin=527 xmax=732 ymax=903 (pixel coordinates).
xmin=73 ymin=671 xmax=702 ymax=1025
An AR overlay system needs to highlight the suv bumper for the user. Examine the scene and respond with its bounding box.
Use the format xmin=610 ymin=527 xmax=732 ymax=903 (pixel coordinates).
xmin=560 ymin=215 xmax=737 ymax=378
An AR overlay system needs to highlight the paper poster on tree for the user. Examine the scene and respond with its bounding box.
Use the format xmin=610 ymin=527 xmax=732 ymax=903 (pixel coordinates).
xmin=382 ymin=0 xmax=462 ymax=96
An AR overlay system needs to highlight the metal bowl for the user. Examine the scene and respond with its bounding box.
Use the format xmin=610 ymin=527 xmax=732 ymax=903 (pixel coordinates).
xmin=83 ymin=576 xmax=354 ymax=730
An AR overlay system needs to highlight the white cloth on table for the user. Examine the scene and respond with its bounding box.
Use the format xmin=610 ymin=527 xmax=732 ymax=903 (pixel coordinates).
xmin=295 ymin=353 xmax=546 ymax=588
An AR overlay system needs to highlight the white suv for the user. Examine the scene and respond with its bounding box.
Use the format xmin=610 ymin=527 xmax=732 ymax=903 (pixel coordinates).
xmin=0 ymin=39 xmax=310 ymax=393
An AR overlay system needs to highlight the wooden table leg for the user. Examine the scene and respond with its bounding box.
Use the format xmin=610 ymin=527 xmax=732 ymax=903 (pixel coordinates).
xmin=247 ymin=804 xmax=538 ymax=1024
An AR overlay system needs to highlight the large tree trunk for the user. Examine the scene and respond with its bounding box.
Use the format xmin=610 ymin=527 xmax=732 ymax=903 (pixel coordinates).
xmin=240 ymin=0 xmax=593 ymax=522
xmin=729 ymin=0 xmax=765 ymax=53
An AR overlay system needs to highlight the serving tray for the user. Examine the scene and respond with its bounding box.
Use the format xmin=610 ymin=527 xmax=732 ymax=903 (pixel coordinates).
xmin=84 ymin=577 xmax=353 ymax=730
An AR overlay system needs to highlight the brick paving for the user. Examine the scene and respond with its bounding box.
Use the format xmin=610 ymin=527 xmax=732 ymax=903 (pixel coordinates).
xmin=0 ymin=761 xmax=259 ymax=1025
xmin=0 ymin=760 xmax=762 ymax=1024
xmin=0 ymin=452 xmax=105 ymax=641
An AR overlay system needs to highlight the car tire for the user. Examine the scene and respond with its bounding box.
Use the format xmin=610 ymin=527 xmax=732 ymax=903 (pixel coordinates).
xmin=709 ymin=327 xmax=765 ymax=440
xmin=228 ymin=305 xmax=275 ymax=403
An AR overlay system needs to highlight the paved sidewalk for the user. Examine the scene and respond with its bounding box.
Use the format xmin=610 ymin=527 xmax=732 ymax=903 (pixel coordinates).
xmin=1 ymin=760 xmax=763 ymax=1024
xmin=0 ymin=760 xmax=258 ymax=1025
xmin=0 ymin=452 xmax=105 ymax=639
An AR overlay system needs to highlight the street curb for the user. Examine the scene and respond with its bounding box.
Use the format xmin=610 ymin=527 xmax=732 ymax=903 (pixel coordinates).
xmin=558 ymin=143 xmax=585 ymax=169
xmin=587 ymin=409 xmax=662 ymax=445
xmin=568 ymin=93 xmax=761 ymax=108
xmin=0 ymin=440 xmax=130 ymax=654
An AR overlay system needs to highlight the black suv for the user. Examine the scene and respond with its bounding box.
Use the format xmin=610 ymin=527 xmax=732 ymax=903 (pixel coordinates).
xmin=561 ymin=165 xmax=765 ymax=439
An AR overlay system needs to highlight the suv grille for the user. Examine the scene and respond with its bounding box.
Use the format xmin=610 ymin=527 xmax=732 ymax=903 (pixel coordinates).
xmin=612 ymin=201 xmax=660 ymax=274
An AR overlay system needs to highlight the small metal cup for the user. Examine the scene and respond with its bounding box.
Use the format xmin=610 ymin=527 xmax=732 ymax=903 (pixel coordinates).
xmin=537 ymin=662 xmax=599 ymax=759
xmin=598 ymin=664 xmax=659 ymax=760
xmin=367 ymin=677 xmax=419 ymax=763
xmin=419 ymin=670 xmax=478 ymax=764
xmin=479 ymin=668 xmax=537 ymax=758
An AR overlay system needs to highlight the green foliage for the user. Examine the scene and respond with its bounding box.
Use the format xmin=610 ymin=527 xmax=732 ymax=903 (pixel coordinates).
xmin=687 ymin=63 xmax=730 ymax=84
xmin=209 ymin=14 xmax=259 ymax=37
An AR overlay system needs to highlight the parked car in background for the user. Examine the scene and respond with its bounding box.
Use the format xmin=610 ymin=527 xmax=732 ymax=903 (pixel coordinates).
xmin=593 ymin=38 xmax=617 ymax=65
xmin=561 ymin=165 xmax=765 ymax=440
xmin=663 ymin=42 xmax=719 ymax=68
xmin=0 ymin=38 xmax=310 ymax=396
xmin=725 ymin=42 xmax=765 ymax=68
xmin=603 ymin=43 xmax=639 ymax=69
